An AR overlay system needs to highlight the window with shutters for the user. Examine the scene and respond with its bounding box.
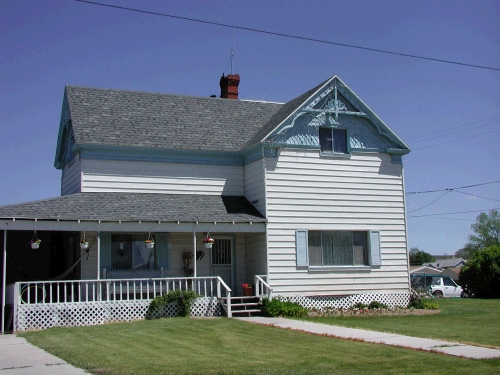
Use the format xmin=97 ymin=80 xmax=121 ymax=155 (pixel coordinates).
xmin=296 ymin=230 xmax=381 ymax=269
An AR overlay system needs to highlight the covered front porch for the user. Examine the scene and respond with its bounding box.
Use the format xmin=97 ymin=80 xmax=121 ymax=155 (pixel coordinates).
xmin=1 ymin=193 xmax=270 ymax=332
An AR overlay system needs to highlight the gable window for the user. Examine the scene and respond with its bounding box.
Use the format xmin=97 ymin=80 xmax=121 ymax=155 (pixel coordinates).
xmin=111 ymin=234 xmax=156 ymax=270
xmin=296 ymin=230 xmax=381 ymax=268
xmin=319 ymin=127 xmax=348 ymax=154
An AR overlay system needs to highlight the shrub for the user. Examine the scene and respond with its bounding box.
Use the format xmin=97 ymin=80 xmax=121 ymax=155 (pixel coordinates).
xmin=459 ymin=246 xmax=500 ymax=298
xmin=148 ymin=289 xmax=198 ymax=317
xmin=368 ymin=301 xmax=388 ymax=309
xmin=408 ymin=294 xmax=439 ymax=310
xmin=352 ymin=302 xmax=368 ymax=309
xmin=261 ymin=297 xmax=308 ymax=317
xmin=421 ymin=300 xmax=440 ymax=310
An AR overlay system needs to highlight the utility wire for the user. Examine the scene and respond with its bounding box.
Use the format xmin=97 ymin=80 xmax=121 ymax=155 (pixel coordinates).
xmin=453 ymin=190 xmax=500 ymax=203
xmin=75 ymin=0 xmax=500 ymax=71
xmin=411 ymin=128 xmax=500 ymax=151
xmin=406 ymin=115 xmax=500 ymax=142
xmin=408 ymin=207 xmax=500 ymax=218
xmin=406 ymin=180 xmax=500 ymax=195
xmin=409 ymin=119 xmax=499 ymax=144
xmin=407 ymin=191 xmax=450 ymax=213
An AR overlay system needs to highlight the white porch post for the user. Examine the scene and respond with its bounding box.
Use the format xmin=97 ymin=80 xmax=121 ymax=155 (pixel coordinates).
xmin=1 ymin=230 xmax=6 ymax=334
xmin=97 ymin=232 xmax=100 ymax=280
xmin=192 ymin=224 xmax=197 ymax=278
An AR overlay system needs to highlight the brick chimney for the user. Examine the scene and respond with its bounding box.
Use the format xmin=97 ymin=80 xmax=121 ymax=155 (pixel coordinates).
xmin=219 ymin=73 xmax=240 ymax=99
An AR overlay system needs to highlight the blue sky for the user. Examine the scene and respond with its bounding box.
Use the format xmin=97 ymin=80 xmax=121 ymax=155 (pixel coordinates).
xmin=1 ymin=0 xmax=499 ymax=255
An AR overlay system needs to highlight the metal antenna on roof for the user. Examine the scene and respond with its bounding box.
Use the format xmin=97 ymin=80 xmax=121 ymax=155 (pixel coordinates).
xmin=230 ymin=28 xmax=235 ymax=74
xmin=224 ymin=28 xmax=235 ymax=75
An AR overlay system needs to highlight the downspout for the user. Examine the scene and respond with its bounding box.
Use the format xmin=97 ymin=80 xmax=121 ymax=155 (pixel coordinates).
xmin=402 ymin=162 xmax=411 ymax=297
xmin=1 ymin=230 xmax=6 ymax=334
xmin=261 ymin=143 xmax=270 ymax=285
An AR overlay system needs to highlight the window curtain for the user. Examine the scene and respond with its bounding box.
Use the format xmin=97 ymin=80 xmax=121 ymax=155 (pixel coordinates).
xmin=323 ymin=231 xmax=353 ymax=265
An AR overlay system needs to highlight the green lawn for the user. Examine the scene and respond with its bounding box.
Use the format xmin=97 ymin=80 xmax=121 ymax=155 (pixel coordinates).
xmin=299 ymin=298 xmax=500 ymax=348
xmin=20 ymin=316 xmax=500 ymax=375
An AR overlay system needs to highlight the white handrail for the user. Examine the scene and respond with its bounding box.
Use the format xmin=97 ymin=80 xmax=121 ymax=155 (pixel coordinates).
xmin=254 ymin=275 xmax=273 ymax=300
xmin=215 ymin=277 xmax=232 ymax=318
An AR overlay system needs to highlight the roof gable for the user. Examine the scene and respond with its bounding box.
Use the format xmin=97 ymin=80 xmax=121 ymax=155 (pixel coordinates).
xmin=259 ymin=76 xmax=410 ymax=154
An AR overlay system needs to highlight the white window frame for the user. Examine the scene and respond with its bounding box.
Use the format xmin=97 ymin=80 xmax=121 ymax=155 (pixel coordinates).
xmin=295 ymin=229 xmax=381 ymax=271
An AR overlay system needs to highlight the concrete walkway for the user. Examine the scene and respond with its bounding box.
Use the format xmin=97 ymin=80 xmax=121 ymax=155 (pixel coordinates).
xmin=237 ymin=316 xmax=500 ymax=359
xmin=0 ymin=335 xmax=88 ymax=374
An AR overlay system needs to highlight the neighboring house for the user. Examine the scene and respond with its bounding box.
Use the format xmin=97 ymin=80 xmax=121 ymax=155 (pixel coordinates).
xmin=425 ymin=258 xmax=467 ymax=269
xmin=410 ymin=266 xmax=443 ymax=275
xmin=0 ymin=75 xmax=411 ymax=331
xmin=442 ymin=267 xmax=462 ymax=283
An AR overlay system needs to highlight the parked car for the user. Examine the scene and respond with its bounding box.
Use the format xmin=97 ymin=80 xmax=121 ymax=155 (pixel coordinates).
xmin=411 ymin=274 xmax=464 ymax=298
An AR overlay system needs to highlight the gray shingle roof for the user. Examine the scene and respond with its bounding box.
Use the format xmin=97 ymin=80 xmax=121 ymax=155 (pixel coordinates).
xmin=65 ymin=86 xmax=283 ymax=152
xmin=0 ymin=193 xmax=265 ymax=222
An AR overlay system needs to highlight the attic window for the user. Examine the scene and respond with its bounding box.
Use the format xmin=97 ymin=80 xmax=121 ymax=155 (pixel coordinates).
xmin=319 ymin=127 xmax=348 ymax=155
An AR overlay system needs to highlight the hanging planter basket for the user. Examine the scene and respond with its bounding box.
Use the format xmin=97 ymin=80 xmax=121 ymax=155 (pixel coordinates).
xmin=203 ymin=234 xmax=215 ymax=249
xmin=30 ymin=231 xmax=41 ymax=249
xmin=145 ymin=232 xmax=154 ymax=249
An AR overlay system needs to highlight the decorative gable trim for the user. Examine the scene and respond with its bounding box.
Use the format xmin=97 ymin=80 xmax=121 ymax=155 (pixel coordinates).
xmin=261 ymin=76 xmax=410 ymax=158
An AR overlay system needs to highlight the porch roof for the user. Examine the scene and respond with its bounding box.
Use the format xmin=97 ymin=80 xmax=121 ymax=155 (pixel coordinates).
xmin=0 ymin=193 xmax=265 ymax=223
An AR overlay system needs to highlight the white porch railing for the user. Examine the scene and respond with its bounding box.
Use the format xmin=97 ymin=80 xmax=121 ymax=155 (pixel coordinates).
xmin=254 ymin=275 xmax=273 ymax=300
xmin=15 ymin=276 xmax=231 ymax=303
xmin=13 ymin=276 xmax=233 ymax=324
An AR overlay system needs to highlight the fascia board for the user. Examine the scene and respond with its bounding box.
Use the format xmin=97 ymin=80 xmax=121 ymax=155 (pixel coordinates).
xmin=335 ymin=77 xmax=411 ymax=152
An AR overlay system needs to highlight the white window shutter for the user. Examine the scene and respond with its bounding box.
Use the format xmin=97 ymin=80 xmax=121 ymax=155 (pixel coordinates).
xmin=369 ymin=230 xmax=382 ymax=266
xmin=296 ymin=230 xmax=308 ymax=266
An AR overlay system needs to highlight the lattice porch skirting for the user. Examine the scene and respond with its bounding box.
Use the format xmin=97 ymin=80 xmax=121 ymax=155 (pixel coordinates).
xmin=287 ymin=293 xmax=410 ymax=310
xmin=16 ymin=297 xmax=221 ymax=331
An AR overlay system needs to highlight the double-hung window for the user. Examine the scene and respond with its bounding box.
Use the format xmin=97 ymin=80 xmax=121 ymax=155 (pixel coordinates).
xmin=319 ymin=127 xmax=348 ymax=155
xmin=296 ymin=230 xmax=381 ymax=268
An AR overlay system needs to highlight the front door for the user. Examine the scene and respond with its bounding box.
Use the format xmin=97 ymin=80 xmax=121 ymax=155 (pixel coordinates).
xmin=210 ymin=237 xmax=233 ymax=292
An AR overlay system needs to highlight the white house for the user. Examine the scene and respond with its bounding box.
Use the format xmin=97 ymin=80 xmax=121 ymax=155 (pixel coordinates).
xmin=0 ymin=74 xmax=411 ymax=331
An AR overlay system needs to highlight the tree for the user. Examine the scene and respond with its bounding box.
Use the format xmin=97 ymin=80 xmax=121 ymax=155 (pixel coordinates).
xmin=454 ymin=244 xmax=475 ymax=259
xmin=409 ymin=247 xmax=435 ymax=265
xmin=467 ymin=209 xmax=500 ymax=252
xmin=459 ymin=246 xmax=500 ymax=298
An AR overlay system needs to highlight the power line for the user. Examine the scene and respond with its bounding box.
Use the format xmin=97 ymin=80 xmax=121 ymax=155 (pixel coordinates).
xmin=406 ymin=115 xmax=500 ymax=142
xmin=411 ymin=128 xmax=500 ymax=151
xmin=407 ymin=191 xmax=450 ymax=213
xmin=453 ymin=190 xmax=500 ymax=203
xmin=408 ymin=119 xmax=499 ymax=144
xmin=74 ymin=0 xmax=500 ymax=72
xmin=406 ymin=180 xmax=500 ymax=195
xmin=408 ymin=207 xmax=500 ymax=218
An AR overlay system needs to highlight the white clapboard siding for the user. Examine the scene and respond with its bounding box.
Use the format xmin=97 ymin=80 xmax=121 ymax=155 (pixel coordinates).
xmin=61 ymin=157 xmax=82 ymax=196
xmin=245 ymin=233 xmax=268 ymax=279
xmin=244 ymin=159 xmax=266 ymax=215
xmin=265 ymin=150 xmax=409 ymax=296
xmin=80 ymin=159 xmax=244 ymax=196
